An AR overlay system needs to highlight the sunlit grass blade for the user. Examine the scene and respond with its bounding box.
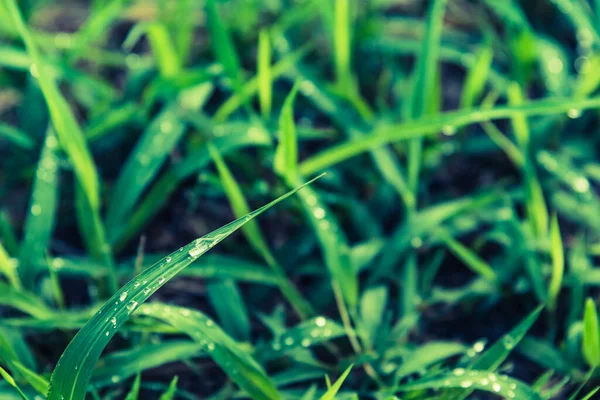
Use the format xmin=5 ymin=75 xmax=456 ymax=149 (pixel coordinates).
xmin=0 ymin=122 xmax=35 ymax=150
xmin=258 ymin=29 xmax=272 ymax=119
xmin=267 ymin=317 xmax=345 ymax=355
xmin=460 ymin=43 xmax=493 ymax=109
xmin=158 ymin=376 xmax=178 ymax=400
xmin=394 ymin=342 xmax=467 ymax=379
xmin=17 ymin=130 xmax=59 ymax=289
xmin=274 ymin=83 xmax=300 ymax=181
xmin=138 ymin=303 xmax=280 ymax=400
xmin=0 ymin=282 xmax=53 ymax=319
xmin=438 ymin=232 xmax=497 ymax=283
xmin=105 ymin=106 xmax=186 ymax=240
xmin=124 ymin=373 xmax=140 ymax=400
xmin=6 ymin=0 xmax=100 ymax=210
xmin=147 ymin=23 xmax=181 ymax=78
xmin=333 ymin=0 xmax=351 ymax=90
xmin=0 ymin=366 xmax=29 ymax=400
xmin=209 ymin=141 xmax=313 ymax=318
xmin=398 ymin=370 xmax=541 ymax=399
xmin=299 ymin=95 xmax=600 ymax=175
xmin=582 ymin=298 xmax=600 ymax=368
xmin=6 ymin=0 xmax=115 ymax=290
xmin=47 ymin=177 xmax=320 ymax=400
xmin=548 ymin=214 xmax=564 ymax=311
xmin=0 ymin=241 xmax=21 ymax=289
xmin=318 ymin=365 xmax=352 ymax=400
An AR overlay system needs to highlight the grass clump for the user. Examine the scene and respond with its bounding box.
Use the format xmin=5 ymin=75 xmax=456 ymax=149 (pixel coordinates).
xmin=2 ymin=0 xmax=600 ymax=399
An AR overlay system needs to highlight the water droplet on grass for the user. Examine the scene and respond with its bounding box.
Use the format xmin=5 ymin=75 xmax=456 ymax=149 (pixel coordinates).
xmin=120 ymin=292 xmax=128 ymax=301
xmin=315 ymin=316 xmax=326 ymax=327
xmin=492 ymin=383 xmax=501 ymax=392
xmin=31 ymin=204 xmax=41 ymax=216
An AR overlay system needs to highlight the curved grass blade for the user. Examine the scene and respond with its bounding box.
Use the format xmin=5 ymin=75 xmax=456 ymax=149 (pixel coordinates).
xmin=0 ymin=241 xmax=21 ymax=289
xmin=124 ymin=373 xmax=141 ymax=400
xmin=258 ymin=29 xmax=272 ymax=119
xmin=147 ymin=22 xmax=181 ymax=78
xmin=206 ymin=279 xmax=250 ymax=341
xmin=92 ymin=341 xmax=202 ymax=386
xmin=299 ymin=95 xmax=600 ymax=176
xmin=267 ymin=317 xmax=345 ymax=356
xmin=0 ymin=282 xmax=54 ymax=319
xmin=437 ymin=232 xmax=497 ymax=283
xmin=6 ymin=0 xmax=115 ymax=290
xmin=18 ymin=130 xmax=59 ymax=289
xmin=138 ymin=303 xmax=280 ymax=400
xmin=318 ymin=365 xmax=352 ymax=400
xmin=47 ymin=176 xmax=321 ymax=400
xmin=105 ymin=105 xmax=186 ymax=239
xmin=394 ymin=342 xmax=467 ymax=379
xmin=398 ymin=370 xmax=541 ymax=399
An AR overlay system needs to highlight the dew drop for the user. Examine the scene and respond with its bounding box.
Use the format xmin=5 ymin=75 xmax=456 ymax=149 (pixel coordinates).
xmin=313 ymin=207 xmax=326 ymax=219
xmin=207 ymin=342 xmax=215 ymax=351
xmin=502 ymin=335 xmax=515 ymax=350
xmin=205 ymin=319 xmax=214 ymax=327
xmin=568 ymin=108 xmax=582 ymax=119
xmin=284 ymin=337 xmax=294 ymax=346
xmin=492 ymin=383 xmax=501 ymax=392
xmin=453 ymin=368 xmax=465 ymax=376
xmin=110 ymin=317 xmax=117 ymax=327
xmin=133 ymin=282 xmax=140 ymax=288
xmin=31 ymin=204 xmax=42 ymax=216
xmin=315 ymin=316 xmax=327 ymax=327
xmin=127 ymin=301 xmax=138 ymax=312
xmin=301 ymin=338 xmax=311 ymax=347
xmin=165 ymin=256 xmax=172 ymax=262
xmin=111 ymin=375 xmax=120 ymax=383
xmin=480 ymin=378 xmax=489 ymax=385
xmin=158 ymin=277 xmax=165 ymax=284
xmin=573 ymin=177 xmax=590 ymax=193
xmin=460 ymin=380 xmax=473 ymax=388
xmin=442 ymin=125 xmax=456 ymax=136
xmin=272 ymin=341 xmax=281 ymax=351
xmin=120 ymin=292 xmax=128 ymax=302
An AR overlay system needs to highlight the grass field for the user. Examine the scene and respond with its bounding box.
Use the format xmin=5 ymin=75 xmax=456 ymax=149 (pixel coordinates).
xmin=2 ymin=0 xmax=600 ymax=398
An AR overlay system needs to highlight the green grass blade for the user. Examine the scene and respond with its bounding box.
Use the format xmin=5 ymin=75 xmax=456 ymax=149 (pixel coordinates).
xmin=92 ymin=341 xmax=203 ymax=385
xmin=274 ymin=83 xmax=300 ymax=181
xmin=0 ymin=241 xmax=21 ymax=289
xmin=0 ymin=210 xmax=20 ymax=256
xmin=105 ymin=106 xmax=186 ymax=239
xmin=258 ymin=29 xmax=272 ymax=119
xmin=0 ymin=122 xmax=35 ymax=150
xmin=0 ymin=282 xmax=53 ymax=319
xmin=318 ymin=365 xmax=352 ymax=400
xmin=267 ymin=317 xmax=345 ymax=355
xmin=147 ymin=22 xmax=181 ymax=78
xmin=158 ymin=376 xmax=178 ymax=400
xmin=460 ymin=43 xmax=493 ymax=109
xmin=207 ymin=279 xmax=250 ymax=341
xmin=18 ymin=130 xmax=59 ymax=289
xmin=206 ymin=0 xmax=243 ymax=95
xmin=398 ymin=370 xmax=541 ymax=399
xmin=582 ymin=298 xmax=600 ymax=368
xmin=471 ymin=305 xmax=543 ymax=371
xmin=139 ymin=303 xmax=280 ymax=400
xmin=47 ymin=177 xmax=320 ymax=400
xmin=394 ymin=342 xmax=467 ymax=379
xmin=6 ymin=0 xmax=100 ymax=210
xmin=299 ymin=95 xmax=600 ymax=175
xmin=209 ymin=142 xmax=313 ymax=318
xmin=333 ymin=0 xmax=351 ymax=90
xmin=438 ymin=232 xmax=497 ymax=283
xmin=124 ymin=373 xmax=141 ymax=400
xmin=0 ymin=366 xmax=29 ymax=400
xmin=548 ymin=215 xmax=564 ymax=311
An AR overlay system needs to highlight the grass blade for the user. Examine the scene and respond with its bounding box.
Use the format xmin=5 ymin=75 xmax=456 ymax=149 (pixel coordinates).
xmin=299 ymin=95 xmax=600 ymax=175
xmin=209 ymin=141 xmax=313 ymax=318
xmin=548 ymin=214 xmax=564 ymax=311
xmin=105 ymin=106 xmax=186 ymax=240
xmin=47 ymin=177 xmax=321 ymax=400
xmin=582 ymin=298 xmax=600 ymax=368
xmin=139 ymin=303 xmax=280 ymax=400
xmin=18 ymin=130 xmax=59 ymax=289
xmin=258 ymin=29 xmax=272 ymax=119
xmin=0 ymin=366 xmax=29 ymax=400
xmin=318 ymin=365 xmax=352 ymax=400
xmin=158 ymin=376 xmax=178 ymax=400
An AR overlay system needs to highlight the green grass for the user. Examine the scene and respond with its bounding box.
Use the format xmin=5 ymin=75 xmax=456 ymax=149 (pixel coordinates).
xmin=2 ymin=0 xmax=600 ymax=399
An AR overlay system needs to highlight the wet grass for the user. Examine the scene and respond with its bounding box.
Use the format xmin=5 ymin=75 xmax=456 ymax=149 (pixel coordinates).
xmin=2 ymin=0 xmax=600 ymax=399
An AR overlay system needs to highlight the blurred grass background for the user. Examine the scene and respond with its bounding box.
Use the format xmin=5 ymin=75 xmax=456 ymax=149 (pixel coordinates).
xmin=2 ymin=0 xmax=600 ymax=399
